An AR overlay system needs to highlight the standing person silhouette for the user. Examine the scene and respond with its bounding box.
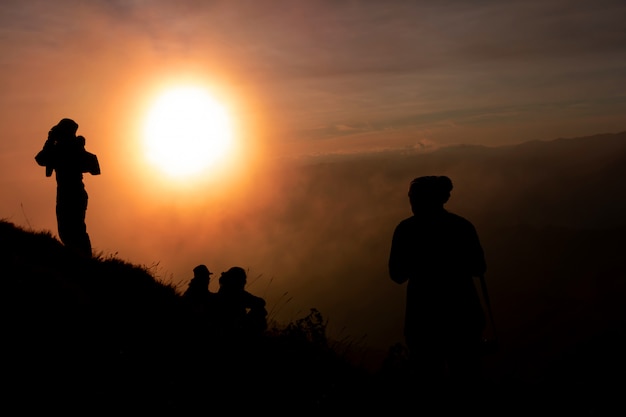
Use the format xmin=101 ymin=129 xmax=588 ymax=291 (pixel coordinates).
xmin=35 ymin=118 xmax=100 ymax=257
xmin=388 ymin=176 xmax=487 ymax=398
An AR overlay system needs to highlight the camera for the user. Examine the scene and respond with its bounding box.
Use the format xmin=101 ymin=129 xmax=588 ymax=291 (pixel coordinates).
xmin=36 ymin=132 xmax=100 ymax=177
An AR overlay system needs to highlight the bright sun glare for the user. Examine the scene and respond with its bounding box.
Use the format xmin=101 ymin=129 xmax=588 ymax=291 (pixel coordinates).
xmin=143 ymin=86 xmax=234 ymax=178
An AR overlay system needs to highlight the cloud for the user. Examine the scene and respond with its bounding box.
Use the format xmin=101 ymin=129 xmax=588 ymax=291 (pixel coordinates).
xmin=4 ymin=0 xmax=625 ymax=73
xmin=1 ymin=0 xmax=625 ymax=161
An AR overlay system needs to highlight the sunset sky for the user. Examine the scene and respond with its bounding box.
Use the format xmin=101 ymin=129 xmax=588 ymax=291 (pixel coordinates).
xmin=2 ymin=0 xmax=625 ymax=348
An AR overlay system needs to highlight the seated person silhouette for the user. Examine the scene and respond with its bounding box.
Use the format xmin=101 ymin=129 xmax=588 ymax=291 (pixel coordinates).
xmin=182 ymin=264 xmax=215 ymax=316
xmin=214 ymin=266 xmax=268 ymax=339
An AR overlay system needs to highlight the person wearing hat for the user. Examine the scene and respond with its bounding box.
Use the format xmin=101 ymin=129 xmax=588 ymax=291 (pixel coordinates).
xmin=183 ymin=264 xmax=216 ymax=316
xmin=35 ymin=118 xmax=100 ymax=257
xmin=388 ymin=176 xmax=487 ymax=395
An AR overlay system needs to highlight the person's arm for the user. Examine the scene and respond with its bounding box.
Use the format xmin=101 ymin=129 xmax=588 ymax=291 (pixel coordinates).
xmin=388 ymin=224 xmax=411 ymax=284
xmin=35 ymin=139 xmax=54 ymax=165
xmin=244 ymin=291 xmax=266 ymax=310
xmin=76 ymin=136 xmax=101 ymax=176
xmin=468 ymin=223 xmax=486 ymax=278
xmin=35 ymin=137 xmax=57 ymax=177
xmin=83 ymin=151 xmax=101 ymax=175
xmin=469 ymin=223 xmax=497 ymax=337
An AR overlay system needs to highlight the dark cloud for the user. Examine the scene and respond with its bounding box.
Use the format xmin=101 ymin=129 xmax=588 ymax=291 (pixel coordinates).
xmin=1 ymin=0 xmax=625 ymax=155
xmin=4 ymin=0 xmax=625 ymax=72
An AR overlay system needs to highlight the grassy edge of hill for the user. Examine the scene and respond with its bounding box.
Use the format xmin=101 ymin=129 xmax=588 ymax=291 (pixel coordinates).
xmin=1 ymin=219 xmax=412 ymax=413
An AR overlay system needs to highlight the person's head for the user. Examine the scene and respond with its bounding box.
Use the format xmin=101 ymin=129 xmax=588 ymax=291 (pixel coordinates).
xmin=55 ymin=118 xmax=79 ymax=137
xmin=219 ymin=266 xmax=247 ymax=292
xmin=408 ymin=176 xmax=453 ymax=214
xmin=48 ymin=118 xmax=78 ymax=144
xmin=191 ymin=264 xmax=212 ymax=287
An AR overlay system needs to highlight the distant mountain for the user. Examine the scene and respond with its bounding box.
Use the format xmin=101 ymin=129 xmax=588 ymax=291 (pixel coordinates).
xmin=258 ymin=131 xmax=626 ymax=345
xmin=297 ymin=131 xmax=626 ymax=230
xmin=253 ymin=132 xmax=626 ymax=411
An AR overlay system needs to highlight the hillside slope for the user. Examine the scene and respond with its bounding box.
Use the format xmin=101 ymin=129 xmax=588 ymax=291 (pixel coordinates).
xmin=0 ymin=220 xmax=379 ymax=414
xmin=3 ymin=218 xmax=625 ymax=415
xmin=4 ymin=126 xmax=626 ymax=415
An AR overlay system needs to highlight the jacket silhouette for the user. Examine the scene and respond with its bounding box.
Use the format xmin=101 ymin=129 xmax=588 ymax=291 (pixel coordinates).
xmin=214 ymin=267 xmax=268 ymax=338
xmin=183 ymin=264 xmax=216 ymax=316
xmin=389 ymin=175 xmax=486 ymax=386
xmin=35 ymin=118 xmax=100 ymax=257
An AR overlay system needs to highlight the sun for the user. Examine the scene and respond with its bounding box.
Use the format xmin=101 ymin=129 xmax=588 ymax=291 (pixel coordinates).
xmin=142 ymin=86 xmax=234 ymax=178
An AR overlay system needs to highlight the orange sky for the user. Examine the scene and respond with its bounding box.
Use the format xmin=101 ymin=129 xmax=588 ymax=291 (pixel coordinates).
xmin=1 ymin=0 xmax=626 ymax=349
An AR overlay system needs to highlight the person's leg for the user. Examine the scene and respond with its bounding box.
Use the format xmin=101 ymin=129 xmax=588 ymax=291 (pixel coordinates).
xmin=446 ymin=332 xmax=482 ymax=382
xmin=56 ymin=195 xmax=91 ymax=257
xmin=444 ymin=334 xmax=484 ymax=412
xmin=406 ymin=336 xmax=449 ymax=412
xmin=76 ymin=195 xmax=92 ymax=256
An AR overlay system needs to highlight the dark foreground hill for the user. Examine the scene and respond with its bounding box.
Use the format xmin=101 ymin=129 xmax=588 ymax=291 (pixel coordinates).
xmin=1 ymin=219 xmax=401 ymax=414
xmin=2 ymin=218 xmax=625 ymax=415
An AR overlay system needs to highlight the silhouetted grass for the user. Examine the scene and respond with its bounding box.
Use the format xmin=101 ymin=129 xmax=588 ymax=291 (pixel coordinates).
xmin=0 ymin=219 xmax=392 ymax=414
xmin=4 ymin=218 xmax=624 ymax=415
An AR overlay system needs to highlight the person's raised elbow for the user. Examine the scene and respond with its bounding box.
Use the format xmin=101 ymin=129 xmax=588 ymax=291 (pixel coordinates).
xmin=389 ymin=267 xmax=409 ymax=284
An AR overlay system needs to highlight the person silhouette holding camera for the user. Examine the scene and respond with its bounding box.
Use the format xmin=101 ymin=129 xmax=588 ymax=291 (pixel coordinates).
xmin=35 ymin=118 xmax=100 ymax=257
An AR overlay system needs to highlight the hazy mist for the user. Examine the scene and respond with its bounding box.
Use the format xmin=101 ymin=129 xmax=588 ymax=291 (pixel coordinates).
xmin=16 ymin=131 xmax=622 ymax=357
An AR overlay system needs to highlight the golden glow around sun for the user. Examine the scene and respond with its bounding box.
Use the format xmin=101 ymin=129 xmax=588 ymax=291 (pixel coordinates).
xmin=143 ymin=86 xmax=234 ymax=178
